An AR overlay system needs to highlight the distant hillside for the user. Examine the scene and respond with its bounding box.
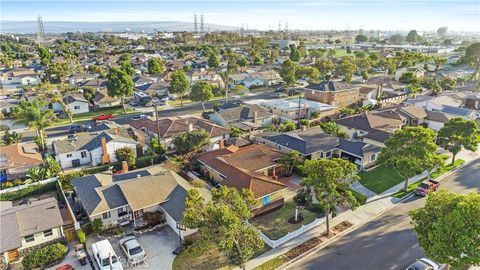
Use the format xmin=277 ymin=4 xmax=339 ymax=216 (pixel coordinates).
xmin=0 ymin=20 xmax=238 ymax=34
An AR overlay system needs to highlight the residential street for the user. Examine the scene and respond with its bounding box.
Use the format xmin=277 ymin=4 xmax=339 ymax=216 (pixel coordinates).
xmin=286 ymin=158 xmax=480 ymax=270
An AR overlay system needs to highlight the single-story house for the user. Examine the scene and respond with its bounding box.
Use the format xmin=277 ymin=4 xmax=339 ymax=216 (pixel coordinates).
xmin=51 ymin=94 xmax=90 ymax=115
xmin=0 ymin=143 xmax=43 ymax=181
xmin=209 ymin=104 xmax=276 ymax=130
xmin=197 ymin=144 xmax=287 ymax=215
xmin=68 ymin=73 xmax=96 ymax=86
xmin=71 ymin=166 xmax=210 ymax=237
xmin=93 ymin=90 xmax=121 ymax=109
xmin=0 ymin=197 xmax=65 ymax=264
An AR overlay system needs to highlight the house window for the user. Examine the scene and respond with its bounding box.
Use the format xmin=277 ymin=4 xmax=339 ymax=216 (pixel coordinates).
xmin=102 ymin=211 xmax=111 ymax=219
xmin=262 ymin=196 xmax=271 ymax=206
xmin=118 ymin=207 xmax=128 ymax=217
xmin=370 ymin=154 xmax=377 ymax=162
xmin=25 ymin=234 xmax=35 ymax=243
xmin=81 ymin=151 xmax=87 ymax=158
xmin=326 ymin=151 xmax=332 ymax=158
xmin=66 ymin=154 xmax=72 ymax=158
xmin=219 ymin=173 xmax=226 ymax=179
xmin=43 ymin=229 xmax=53 ymax=237
xmin=74 ymin=105 xmax=80 ymax=110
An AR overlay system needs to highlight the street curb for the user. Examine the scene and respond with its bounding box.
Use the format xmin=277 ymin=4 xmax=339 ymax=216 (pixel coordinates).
xmin=274 ymin=158 xmax=477 ymax=270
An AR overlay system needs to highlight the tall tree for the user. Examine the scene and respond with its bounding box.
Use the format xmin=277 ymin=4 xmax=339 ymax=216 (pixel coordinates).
xmin=219 ymin=71 xmax=231 ymax=102
xmin=173 ymin=129 xmax=210 ymax=155
xmin=337 ymin=57 xmax=357 ymax=82
xmin=121 ymin=61 xmax=136 ymax=76
xmin=436 ymin=26 xmax=448 ymax=38
xmin=169 ymin=70 xmax=190 ymax=107
xmin=301 ymin=158 xmax=359 ymax=236
xmin=280 ymin=59 xmax=297 ymax=86
xmin=38 ymin=46 xmax=51 ymax=65
xmin=410 ymin=191 xmax=480 ymax=270
xmin=13 ymin=100 xmax=56 ymax=151
xmin=106 ymin=67 xmax=134 ymax=114
xmin=355 ymin=34 xmax=368 ymax=43
xmin=46 ymin=61 xmax=72 ymax=83
xmin=147 ymin=57 xmax=165 ymax=75
xmin=437 ymin=118 xmax=479 ymax=165
xmin=378 ymin=126 xmax=443 ymax=191
xmin=115 ymin=147 xmax=136 ymax=167
xmin=314 ymin=59 xmax=335 ymax=80
xmin=184 ymin=187 xmax=264 ymax=270
xmin=189 ymin=81 xmax=214 ymax=111
xmin=208 ymin=53 xmax=220 ymax=68
xmin=82 ymin=86 xmax=96 ymax=103
xmin=289 ymin=45 xmax=301 ymax=62
xmin=406 ymin=30 xmax=421 ymax=43
xmin=278 ymin=150 xmax=302 ymax=177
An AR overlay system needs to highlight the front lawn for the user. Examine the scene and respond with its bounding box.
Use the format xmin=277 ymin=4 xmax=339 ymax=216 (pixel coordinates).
xmin=55 ymin=107 xmax=135 ymax=125
xmin=250 ymin=201 xmax=318 ymax=240
xmin=358 ymin=165 xmax=404 ymax=194
xmin=173 ymin=244 xmax=232 ymax=270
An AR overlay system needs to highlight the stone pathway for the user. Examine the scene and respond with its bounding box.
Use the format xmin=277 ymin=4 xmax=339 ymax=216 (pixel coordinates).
xmin=350 ymin=181 xmax=377 ymax=198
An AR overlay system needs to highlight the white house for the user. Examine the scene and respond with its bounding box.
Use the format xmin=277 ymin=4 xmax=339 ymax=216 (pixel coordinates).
xmin=51 ymin=94 xmax=90 ymax=115
xmin=243 ymin=77 xmax=264 ymax=88
xmin=52 ymin=129 xmax=138 ymax=169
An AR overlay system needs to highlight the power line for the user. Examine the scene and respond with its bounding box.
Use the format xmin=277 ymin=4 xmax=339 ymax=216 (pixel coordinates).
xmin=200 ymin=14 xmax=204 ymax=33
xmin=194 ymin=14 xmax=198 ymax=33
xmin=37 ymin=15 xmax=46 ymax=42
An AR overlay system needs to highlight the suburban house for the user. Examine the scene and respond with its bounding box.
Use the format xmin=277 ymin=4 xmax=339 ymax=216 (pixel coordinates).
xmin=463 ymin=93 xmax=480 ymax=110
xmin=228 ymin=71 xmax=281 ymax=89
xmin=258 ymin=127 xmax=382 ymax=169
xmin=52 ymin=128 xmax=139 ymax=169
xmin=70 ymin=166 xmax=210 ymax=237
xmin=0 ymin=197 xmax=66 ymax=264
xmin=303 ymin=81 xmax=361 ymax=109
xmin=405 ymin=95 xmax=463 ymax=111
xmin=247 ymin=99 xmax=336 ymax=120
xmin=51 ymin=94 xmax=90 ymax=115
xmin=68 ymin=73 xmax=96 ymax=86
xmin=128 ymin=116 xmax=230 ymax=152
xmin=0 ymin=68 xmax=41 ymax=89
xmin=336 ymin=111 xmax=404 ymax=147
xmin=358 ymin=86 xmax=379 ymax=105
xmin=188 ymin=70 xmax=222 ymax=82
xmin=93 ymin=90 xmax=121 ymax=109
xmin=197 ymin=144 xmax=287 ymax=215
xmin=208 ymin=104 xmax=276 ymax=131
xmin=0 ymin=143 xmax=43 ymax=181
xmin=135 ymin=80 xmax=170 ymax=97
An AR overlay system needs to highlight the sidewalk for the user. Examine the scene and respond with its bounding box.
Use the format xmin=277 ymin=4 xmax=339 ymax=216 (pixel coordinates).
xmin=245 ymin=148 xmax=480 ymax=270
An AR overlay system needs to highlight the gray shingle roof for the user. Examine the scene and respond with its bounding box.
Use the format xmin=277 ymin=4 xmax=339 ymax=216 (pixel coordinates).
xmin=53 ymin=129 xmax=136 ymax=154
xmin=216 ymin=104 xmax=272 ymax=123
xmin=159 ymin=185 xmax=187 ymax=222
xmin=264 ymin=127 xmax=339 ymax=155
xmin=337 ymin=138 xmax=381 ymax=158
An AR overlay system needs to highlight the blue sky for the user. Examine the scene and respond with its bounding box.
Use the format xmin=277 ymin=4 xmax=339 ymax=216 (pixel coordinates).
xmin=1 ymin=0 xmax=479 ymax=31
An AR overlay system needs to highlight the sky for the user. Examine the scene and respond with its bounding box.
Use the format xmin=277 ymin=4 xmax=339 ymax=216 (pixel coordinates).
xmin=1 ymin=0 xmax=480 ymax=32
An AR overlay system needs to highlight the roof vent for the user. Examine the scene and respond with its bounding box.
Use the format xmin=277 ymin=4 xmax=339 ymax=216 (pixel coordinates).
xmin=137 ymin=174 xmax=141 ymax=178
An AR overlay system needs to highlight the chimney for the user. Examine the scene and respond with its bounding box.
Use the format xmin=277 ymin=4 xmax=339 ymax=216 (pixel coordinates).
xmin=219 ymin=139 xmax=225 ymax=148
xmin=101 ymin=137 xmax=111 ymax=164
xmin=253 ymin=111 xmax=258 ymax=124
xmin=121 ymin=161 xmax=129 ymax=173
xmin=188 ymin=123 xmax=194 ymax=132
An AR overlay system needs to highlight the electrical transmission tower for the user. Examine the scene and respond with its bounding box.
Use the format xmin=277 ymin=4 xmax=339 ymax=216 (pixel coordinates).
xmin=194 ymin=14 xmax=198 ymax=33
xmin=200 ymin=14 xmax=204 ymax=33
xmin=37 ymin=15 xmax=46 ymax=42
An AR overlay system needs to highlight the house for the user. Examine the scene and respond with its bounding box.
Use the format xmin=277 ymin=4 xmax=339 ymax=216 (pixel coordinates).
xmin=0 ymin=197 xmax=66 ymax=264
xmin=0 ymin=68 xmax=41 ymax=89
xmin=71 ymin=166 xmax=209 ymax=237
xmin=188 ymin=70 xmax=221 ymax=82
xmin=247 ymin=98 xmax=336 ymax=120
xmin=197 ymin=144 xmax=287 ymax=215
xmin=68 ymin=73 xmax=96 ymax=86
xmin=303 ymin=81 xmax=361 ymax=109
xmin=243 ymin=77 xmax=264 ymax=88
xmin=394 ymin=67 xmax=425 ymax=81
xmin=336 ymin=112 xmax=404 ymax=147
xmin=405 ymin=95 xmax=463 ymax=111
xmin=358 ymin=86 xmax=379 ymax=105
xmin=0 ymin=143 xmax=43 ymax=181
xmin=441 ymin=105 xmax=476 ymax=120
xmin=132 ymin=75 xmax=157 ymax=88
xmin=93 ymin=90 xmax=121 ymax=109
xmin=425 ymin=111 xmax=454 ymax=131
xmin=52 ymin=128 xmax=139 ymax=169
xmin=128 ymin=116 xmax=230 ymax=152
xmin=135 ymin=81 xmax=170 ymax=97
xmin=463 ymin=93 xmax=480 ymax=110
xmin=51 ymin=94 xmax=90 ymax=115
xmin=336 ymin=138 xmax=382 ymax=170
xmin=254 ymin=70 xmax=282 ymax=86
xmin=209 ymin=104 xmax=276 ymax=130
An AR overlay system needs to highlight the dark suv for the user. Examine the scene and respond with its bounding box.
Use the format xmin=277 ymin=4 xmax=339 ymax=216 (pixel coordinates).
xmin=69 ymin=124 xmax=92 ymax=134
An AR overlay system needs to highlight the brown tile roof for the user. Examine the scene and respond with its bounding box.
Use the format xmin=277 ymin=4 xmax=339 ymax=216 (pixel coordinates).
xmin=0 ymin=143 xmax=43 ymax=168
xmin=221 ymin=144 xmax=283 ymax=172
xmin=359 ymin=86 xmax=376 ymax=95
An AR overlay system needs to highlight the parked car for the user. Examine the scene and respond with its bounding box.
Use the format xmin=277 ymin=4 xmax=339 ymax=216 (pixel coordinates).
xmin=160 ymin=96 xmax=169 ymax=102
xmin=406 ymin=258 xmax=439 ymax=270
xmin=131 ymin=114 xmax=146 ymax=121
xmin=414 ymin=179 xmax=440 ymax=196
xmin=119 ymin=236 xmax=147 ymax=265
xmin=93 ymin=114 xmax=113 ymax=121
xmin=129 ymin=100 xmax=139 ymax=106
xmin=276 ymin=93 xmax=288 ymax=98
xmin=69 ymin=124 xmax=91 ymax=134
xmin=91 ymin=240 xmax=123 ymax=270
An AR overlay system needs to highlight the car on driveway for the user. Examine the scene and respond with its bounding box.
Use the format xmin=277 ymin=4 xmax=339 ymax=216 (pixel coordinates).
xmin=119 ymin=236 xmax=147 ymax=265
xmin=69 ymin=124 xmax=91 ymax=134
xmin=91 ymin=240 xmax=123 ymax=270
xmin=406 ymin=258 xmax=439 ymax=270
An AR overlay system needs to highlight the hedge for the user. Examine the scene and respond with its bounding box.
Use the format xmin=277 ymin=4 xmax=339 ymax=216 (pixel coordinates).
xmin=22 ymin=243 xmax=68 ymax=270
xmin=0 ymin=181 xmax=57 ymax=201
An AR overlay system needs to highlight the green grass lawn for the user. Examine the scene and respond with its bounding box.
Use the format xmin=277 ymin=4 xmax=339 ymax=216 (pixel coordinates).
xmin=253 ymin=256 xmax=287 ymax=270
xmin=250 ymin=202 xmax=318 ymax=240
xmin=335 ymin=49 xmax=351 ymax=57
xmin=358 ymin=165 xmax=405 ymax=194
xmin=55 ymin=107 xmax=135 ymax=125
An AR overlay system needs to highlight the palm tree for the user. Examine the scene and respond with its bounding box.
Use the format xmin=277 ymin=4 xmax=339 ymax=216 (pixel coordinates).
xmin=220 ymin=71 xmax=231 ymax=102
xmin=26 ymin=167 xmax=52 ymax=182
xmin=13 ymin=100 xmax=57 ymax=151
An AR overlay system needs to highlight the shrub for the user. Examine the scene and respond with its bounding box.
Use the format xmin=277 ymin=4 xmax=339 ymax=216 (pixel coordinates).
xmin=91 ymin=219 xmax=103 ymax=234
xmin=135 ymin=155 xmax=162 ymax=169
xmin=58 ymin=171 xmax=84 ymax=191
xmin=191 ymin=179 xmax=206 ymax=188
xmin=306 ymin=203 xmax=324 ymax=214
xmin=293 ymin=188 xmax=312 ymax=207
xmin=76 ymin=230 xmax=86 ymax=244
xmin=0 ymin=181 xmax=57 ymax=201
xmin=115 ymin=147 xmax=136 ymax=167
xmin=22 ymin=243 xmax=68 ymax=270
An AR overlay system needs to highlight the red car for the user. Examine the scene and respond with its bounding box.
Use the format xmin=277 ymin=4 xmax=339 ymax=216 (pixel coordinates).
xmin=93 ymin=114 xmax=113 ymax=121
xmin=414 ymin=179 xmax=440 ymax=196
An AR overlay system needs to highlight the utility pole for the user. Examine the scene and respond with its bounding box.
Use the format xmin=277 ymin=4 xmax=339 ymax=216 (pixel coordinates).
xmin=297 ymin=91 xmax=302 ymax=128
xmin=154 ymin=102 xmax=160 ymax=141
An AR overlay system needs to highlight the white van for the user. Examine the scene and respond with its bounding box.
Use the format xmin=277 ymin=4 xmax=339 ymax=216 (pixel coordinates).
xmin=91 ymin=240 xmax=124 ymax=270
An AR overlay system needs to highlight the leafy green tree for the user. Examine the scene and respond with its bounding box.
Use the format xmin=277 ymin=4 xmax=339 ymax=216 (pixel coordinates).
xmin=208 ymin=53 xmax=220 ymax=68
xmin=319 ymin=121 xmax=347 ymax=138
xmin=337 ymin=57 xmax=357 ymax=82
xmin=177 ymin=49 xmax=185 ymax=59
xmin=13 ymin=100 xmax=56 ymax=151
xmin=314 ymin=59 xmax=335 ymax=79
xmin=289 ymin=45 xmax=301 ymax=62
xmin=173 ymin=129 xmax=210 ymax=155
xmin=38 ymin=46 xmax=51 ymax=65
xmin=437 ymin=26 xmax=448 ymax=37
xmin=237 ymin=57 xmax=248 ymax=67
xmin=150 ymin=138 xmax=166 ymax=155
xmin=406 ymin=30 xmax=421 ymax=43
xmin=437 ymin=118 xmax=479 ymax=165
xmin=44 ymin=155 xmax=61 ymax=177
xmin=232 ymin=84 xmax=248 ymax=93
xmin=2 ymin=130 xmax=22 ymax=145
xmin=464 ymin=42 xmax=480 ymax=66
xmin=278 ymin=150 xmax=302 ymax=177
xmin=301 ymin=158 xmax=359 ymax=236
xmin=82 ymin=86 xmax=96 ymax=102
xmin=169 ymin=70 xmax=190 ymax=107
xmin=90 ymin=219 xmax=104 ymax=234
xmin=106 ymin=67 xmax=134 ymax=114
xmin=378 ymin=126 xmax=443 ymax=191
xmin=355 ymin=34 xmax=368 ymax=43
xmin=220 ymin=71 xmax=231 ymax=102
xmin=280 ymin=59 xmax=297 ymax=86
xmin=253 ymin=55 xmax=264 ymax=66
xmin=440 ymin=77 xmax=456 ymax=90
xmin=229 ymin=126 xmax=244 ymax=138
xmin=121 ymin=61 xmax=136 ymax=76
xmin=183 ymin=187 xmax=264 ymax=270
xmin=189 ymin=81 xmax=214 ymax=111
xmin=119 ymin=53 xmax=131 ymax=63
xmin=399 ymin=71 xmax=419 ymax=84
xmin=410 ymin=191 xmax=480 ymax=270
xmin=147 ymin=57 xmax=165 ymax=75
xmin=388 ymin=34 xmax=404 ymax=44
xmin=46 ymin=61 xmax=72 ymax=83
xmin=115 ymin=146 xmax=136 ymax=167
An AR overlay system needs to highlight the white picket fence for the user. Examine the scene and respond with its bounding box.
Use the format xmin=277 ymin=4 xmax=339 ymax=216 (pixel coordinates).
xmin=253 ymin=216 xmax=326 ymax=248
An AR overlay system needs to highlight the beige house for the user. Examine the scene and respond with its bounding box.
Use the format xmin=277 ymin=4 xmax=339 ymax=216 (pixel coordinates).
xmin=0 ymin=143 xmax=43 ymax=181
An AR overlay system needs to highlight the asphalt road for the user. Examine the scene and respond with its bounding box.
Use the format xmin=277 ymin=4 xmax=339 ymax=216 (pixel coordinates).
xmin=287 ymin=158 xmax=480 ymax=270
xmin=20 ymin=90 xmax=279 ymax=141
